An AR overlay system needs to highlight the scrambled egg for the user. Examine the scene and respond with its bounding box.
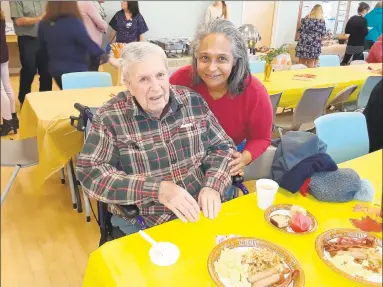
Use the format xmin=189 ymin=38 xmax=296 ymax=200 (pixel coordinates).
xmin=331 ymin=254 xmax=376 ymax=280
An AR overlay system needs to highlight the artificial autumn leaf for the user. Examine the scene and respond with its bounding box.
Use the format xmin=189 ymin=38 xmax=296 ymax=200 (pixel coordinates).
xmin=350 ymin=216 xmax=382 ymax=232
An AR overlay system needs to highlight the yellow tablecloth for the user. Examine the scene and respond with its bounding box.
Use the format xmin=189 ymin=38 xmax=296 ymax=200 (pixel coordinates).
xmin=254 ymin=63 xmax=382 ymax=108
xmin=19 ymin=86 xmax=125 ymax=184
xmin=83 ymin=150 xmax=382 ymax=287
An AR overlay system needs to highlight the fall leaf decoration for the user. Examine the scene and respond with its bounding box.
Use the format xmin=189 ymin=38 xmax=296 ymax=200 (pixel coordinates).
xmin=350 ymin=216 xmax=382 ymax=233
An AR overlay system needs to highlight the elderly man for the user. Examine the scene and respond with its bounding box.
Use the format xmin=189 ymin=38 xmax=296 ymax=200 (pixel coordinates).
xmin=76 ymin=42 xmax=235 ymax=235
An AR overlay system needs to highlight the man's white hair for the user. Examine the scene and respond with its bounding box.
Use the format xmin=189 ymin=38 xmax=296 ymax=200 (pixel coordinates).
xmin=121 ymin=42 xmax=168 ymax=82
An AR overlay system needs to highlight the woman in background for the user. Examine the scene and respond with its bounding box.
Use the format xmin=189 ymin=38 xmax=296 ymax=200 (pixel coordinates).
xmin=170 ymin=20 xmax=273 ymax=198
xmin=38 ymin=1 xmax=118 ymax=89
xmin=109 ymin=1 xmax=148 ymax=44
xmin=341 ymin=2 xmax=369 ymax=65
xmin=1 ymin=9 xmax=17 ymax=136
xmin=78 ymin=1 xmax=108 ymax=71
xmin=364 ymin=1 xmax=383 ymax=50
xmin=295 ymin=4 xmax=326 ymax=68
xmin=205 ymin=1 xmax=228 ymax=23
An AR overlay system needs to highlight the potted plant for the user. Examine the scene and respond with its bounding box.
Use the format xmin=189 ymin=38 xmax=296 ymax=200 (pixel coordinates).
xmin=259 ymin=45 xmax=290 ymax=81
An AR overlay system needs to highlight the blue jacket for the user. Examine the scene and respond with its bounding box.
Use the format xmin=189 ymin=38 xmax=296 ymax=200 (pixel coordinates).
xmin=271 ymin=131 xmax=338 ymax=193
xmin=38 ymin=16 xmax=105 ymax=77
xmin=365 ymin=8 xmax=383 ymax=42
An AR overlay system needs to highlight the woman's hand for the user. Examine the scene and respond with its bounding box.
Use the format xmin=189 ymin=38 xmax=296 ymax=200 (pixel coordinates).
xmin=228 ymin=150 xmax=252 ymax=176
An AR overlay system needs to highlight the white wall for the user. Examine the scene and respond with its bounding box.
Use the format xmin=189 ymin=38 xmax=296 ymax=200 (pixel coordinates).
xmin=271 ymin=1 xmax=301 ymax=48
xmin=102 ymin=1 xmax=243 ymax=40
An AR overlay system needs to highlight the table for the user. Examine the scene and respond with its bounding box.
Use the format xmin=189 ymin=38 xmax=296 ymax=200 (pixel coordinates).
xmin=288 ymin=42 xmax=347 ymax=64
xmin=83 ymin=150 xmax=382 ymax=287
xmin=19 ymin=86 xmax=125 ymax=184
xmin=253 ymin=63 xmax=382 ymax=108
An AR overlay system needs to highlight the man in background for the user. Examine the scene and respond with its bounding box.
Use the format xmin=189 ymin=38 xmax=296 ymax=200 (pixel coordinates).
xmin=10 ymin=1 xmax=52 ymax=106
xmin=341 ymin=2 xmax=369 ymax=65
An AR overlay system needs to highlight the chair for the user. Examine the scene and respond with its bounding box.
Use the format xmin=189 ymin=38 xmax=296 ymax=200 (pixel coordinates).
xmin=290 ymin=64 xmax=308 ymax=70
xmin=318 ymin=55 xmax=340 ymax=67
xmin=326 ymin=85 xmax=358 ymax=112
xmin=274 ymin=87 xmax=334 ymax=137
xmin=356 ymin=76 xmax=382 ymax=109
xmin=62 ymin=72 xmax=113 ymax=90
xmin=249 ymin=61 xmax=266 ymax=74
xmin=363 ymin=51 xmax=368 ymax=60
xmin=350 ymin=60 xmax=367 ymax=65
xmin=270 ymin=93 xmax=282 ymax=122
xmin=314 ymin=113 xmax=369 ymax=163
xmin=243 ymin=146 xmax=277 ymax=181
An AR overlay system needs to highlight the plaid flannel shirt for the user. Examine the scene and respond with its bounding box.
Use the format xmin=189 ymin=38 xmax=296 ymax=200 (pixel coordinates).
xmin=76 ymin=86 xmax=235 ymax=227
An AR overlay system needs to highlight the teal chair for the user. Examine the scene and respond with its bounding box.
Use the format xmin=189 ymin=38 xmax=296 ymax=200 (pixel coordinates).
xmin=62 ymin=72 xmax=113 ymax=90
xmin=318 ymin=55 xmax=340 ymax=67
xmin=249 ymin=61 xmax=266 ymax=74
xmin=314 ymin=112 xmax=369 ymax=164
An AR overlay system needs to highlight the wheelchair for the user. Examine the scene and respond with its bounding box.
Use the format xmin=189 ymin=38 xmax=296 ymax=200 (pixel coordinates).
xmin=70 ymin=103 xmax=249 ymax=246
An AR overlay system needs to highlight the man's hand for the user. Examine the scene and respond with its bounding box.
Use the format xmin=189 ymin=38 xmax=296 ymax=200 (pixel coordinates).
xmin=158 ymin=181 xmax=200 ymax=223
xmin=198 ymin=187 xmax=222 ymax=220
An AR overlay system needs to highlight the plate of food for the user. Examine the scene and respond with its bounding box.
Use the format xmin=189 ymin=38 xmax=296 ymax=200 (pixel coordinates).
xmin=315 ymin=228 xmax=382 ymax=286
xmin=208 ymin=237 xmax=305 ymax=287
xmin=264 ymin=205 xmax=318 ymax=235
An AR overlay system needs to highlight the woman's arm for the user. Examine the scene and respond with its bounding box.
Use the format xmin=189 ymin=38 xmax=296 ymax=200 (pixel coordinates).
xmin=109 ymin=30 xmax=117 ymax=43
xmin=243 ymin=80 xmax=273 ymax=161
xmin=73 ymin=18 xmax=104 ymax=57
xmin=137 ymin=14 xmax=149 ymax=40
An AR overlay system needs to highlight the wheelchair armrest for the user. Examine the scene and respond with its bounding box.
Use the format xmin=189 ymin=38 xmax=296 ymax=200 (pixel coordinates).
xmin=232 ymin=175 xmax=244 ymax=184
xmin=119 ymin=205 xmax=140 ymax=218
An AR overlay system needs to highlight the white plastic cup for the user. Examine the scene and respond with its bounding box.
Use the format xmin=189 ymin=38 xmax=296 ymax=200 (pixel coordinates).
xmin=256 ymin=179 xmax=279 ymax=210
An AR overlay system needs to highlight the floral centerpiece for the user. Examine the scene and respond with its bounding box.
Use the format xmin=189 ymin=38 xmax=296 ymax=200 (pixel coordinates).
xmin=259 ymin=45 xmax=290 ymax=81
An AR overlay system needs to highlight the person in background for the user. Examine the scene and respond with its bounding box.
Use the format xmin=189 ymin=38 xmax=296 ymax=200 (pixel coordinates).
xmin=170 ymin=19 xmax=273 ymax=199
xmin=93 ymin=0 xmax=106 ymax=21
xmin=295 ymin=4 xmax=326 ymax=68
xmin=205 ymin=1 xmax=228 ymax=23
xmin=10 ymin=1 xmax=52 ymax=106
xmin=364 ymin=1 xmax=383 ymax=50
xmin=78 ymin=1 xmax=108 ymax=71
xmin=341 ymin=2 xmax=370 ymax=65
xmin=38 ymin=1 xmax=119 ymax=89
xmin=363 ymin=79 xmax=383 ymax=152
xmin=1 ymin=9 xmax=18 ymax=136
xmin=366 ymin=34 xmax=383 ymax=63
xmin=76 ymin=42 xmax=236 ymax=235
xmin=109 ymin=1 xmax=148 ymax=44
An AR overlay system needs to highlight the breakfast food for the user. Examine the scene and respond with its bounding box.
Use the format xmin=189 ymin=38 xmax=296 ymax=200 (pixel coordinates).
xmin=214 ymin=247 xmax=299 ymax=287
xmin=269 ymin=205 xmax=313 ymax=233
xmin=323 ymin=236 xmax=382 ymax=283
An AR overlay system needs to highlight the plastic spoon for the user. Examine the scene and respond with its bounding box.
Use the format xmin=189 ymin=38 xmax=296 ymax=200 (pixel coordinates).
xmin=138 ymin=230 xmax=180 ymax=266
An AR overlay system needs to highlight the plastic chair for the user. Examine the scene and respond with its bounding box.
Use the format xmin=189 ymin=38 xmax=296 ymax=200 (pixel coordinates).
xmin=249 ymin=61 xmax=266 ymax=74
xmin=326 ymin=85 xmax=358 ymax=112
xmin=62 ymin=72 xmax=113 ymax=90
xmin=356 ymin=76 xmax=382 ymax=109
xmin=314 ymin=112 xmax=369 ymax=163
xmin=0 ymin=138 xmax=40 ymax=205
xmin=363 ymin=51 xmax=368 ymax=60
xmin=274 ymin=87 xmax=334 ymax=137
xmin=318 ymin=55 xmax=340 ymax=67
xmin=270 ymin=93 xmax=282 ymax=122
xmin=243 ymin=146 xmax=277 ymax=181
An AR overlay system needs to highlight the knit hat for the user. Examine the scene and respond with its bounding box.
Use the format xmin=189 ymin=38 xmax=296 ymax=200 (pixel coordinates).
xmin=309 ymin=168 xmax=375 ymax=202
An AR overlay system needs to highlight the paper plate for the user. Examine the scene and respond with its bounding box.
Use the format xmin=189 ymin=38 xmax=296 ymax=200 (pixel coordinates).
xmin=208 ymin=237 xmax=305 ymax=287
xmin=264 ymin=204 xmax=318 ymax=235
xmin=315 ymin=228 xmax=382 ymax=286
